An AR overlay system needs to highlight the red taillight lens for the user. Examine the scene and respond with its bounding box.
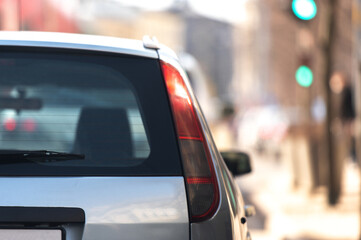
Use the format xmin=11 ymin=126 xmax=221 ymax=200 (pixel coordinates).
xmin=161 ymin=61 xmax=219 ymax=222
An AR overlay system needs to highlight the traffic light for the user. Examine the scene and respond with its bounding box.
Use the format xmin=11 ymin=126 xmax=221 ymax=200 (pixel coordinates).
xmin=289 ymin=0 xmax=316 ymax=87
xmin=296 ymin=65 xmax=313 ymax=87
xmin=295 ymin=55 xmax=313 ymax=88
xmin=291 ymin=0 xmax=317 ymax=21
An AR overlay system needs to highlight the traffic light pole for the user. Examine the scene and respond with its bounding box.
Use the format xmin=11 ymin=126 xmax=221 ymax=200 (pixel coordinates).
xmin=352 ymin=0 xmax=361 ymax=238
xmin=323 ymin=0 xmax=338 ymax=205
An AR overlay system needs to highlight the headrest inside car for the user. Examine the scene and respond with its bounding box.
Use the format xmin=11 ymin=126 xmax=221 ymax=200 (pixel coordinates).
xmin=73 ymin=108 xmax=133 ymax=164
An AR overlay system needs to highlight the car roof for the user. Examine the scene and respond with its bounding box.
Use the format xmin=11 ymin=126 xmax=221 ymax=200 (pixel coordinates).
xmin=0 ymin=31 xmax=158 ymax=59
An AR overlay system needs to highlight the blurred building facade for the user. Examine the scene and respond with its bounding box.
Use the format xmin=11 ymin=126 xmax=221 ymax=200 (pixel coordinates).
xmin=184 ymin=15 xmax=234 ymax=104
xmin=232 ymin=0 xmax=270 ymax=107
xmin=0 ymin=0 xmax=78 ymax=32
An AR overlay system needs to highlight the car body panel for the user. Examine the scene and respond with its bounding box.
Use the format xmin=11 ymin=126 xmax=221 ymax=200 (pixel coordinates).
xmin=0 ymin=177 xmax=189 ymax=240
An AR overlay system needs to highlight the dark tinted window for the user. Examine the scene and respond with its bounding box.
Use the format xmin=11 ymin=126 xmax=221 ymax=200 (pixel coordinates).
xmin=0 ymin=48 xmax=181 ymax=176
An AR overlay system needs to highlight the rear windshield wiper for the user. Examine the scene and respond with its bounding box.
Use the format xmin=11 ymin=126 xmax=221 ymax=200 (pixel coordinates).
xmin=0 ymin=150 xmax=85 ymax=164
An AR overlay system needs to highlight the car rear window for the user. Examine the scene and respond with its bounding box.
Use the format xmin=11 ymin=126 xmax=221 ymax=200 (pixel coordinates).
xmin=0 ymin=47 xmax=182 ymax=176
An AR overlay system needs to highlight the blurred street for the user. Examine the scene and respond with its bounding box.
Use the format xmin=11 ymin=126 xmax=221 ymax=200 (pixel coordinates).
xmin=237 ymin=147 xmax=359 ymax=240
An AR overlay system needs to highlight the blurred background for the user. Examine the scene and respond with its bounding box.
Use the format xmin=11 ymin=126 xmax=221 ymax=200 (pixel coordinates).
xmin=1 ymin=0 xmax=360 ymax=239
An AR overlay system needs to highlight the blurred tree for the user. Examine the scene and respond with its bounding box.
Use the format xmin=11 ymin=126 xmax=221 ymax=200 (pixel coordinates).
xmin=324 ymin=0 xmax=340 ymax=205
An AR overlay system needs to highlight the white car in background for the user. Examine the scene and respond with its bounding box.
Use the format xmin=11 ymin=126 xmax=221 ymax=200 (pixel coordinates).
xmin=237 ymin=105 xmax=289 ymax=157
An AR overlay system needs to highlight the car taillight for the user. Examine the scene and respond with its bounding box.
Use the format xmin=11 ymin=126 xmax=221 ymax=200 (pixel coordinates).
xmin=3 ymin=118 xmax=36 ymax=132
xmin=21 ymin=119 xmax=36 ymax=132
xmin=4 ymin=118 xmax=16 ymax=131
xmin=161 ymin=61 xmax=219 ymax=222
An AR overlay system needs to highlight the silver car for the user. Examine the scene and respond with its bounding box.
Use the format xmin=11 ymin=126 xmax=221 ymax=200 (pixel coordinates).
xmin=0 ymin=32 xmax=253 ymax=240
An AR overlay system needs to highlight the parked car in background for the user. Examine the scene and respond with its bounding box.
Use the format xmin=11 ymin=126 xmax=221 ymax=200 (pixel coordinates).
xmin=0 ymin=32 xmax=253 ymax=240
xmin=178 ymin=52 xmax=220 ymax=124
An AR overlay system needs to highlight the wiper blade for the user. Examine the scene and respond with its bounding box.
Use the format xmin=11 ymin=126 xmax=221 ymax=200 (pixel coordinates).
xmin=0 ymin=150 xmax=85 ymax=164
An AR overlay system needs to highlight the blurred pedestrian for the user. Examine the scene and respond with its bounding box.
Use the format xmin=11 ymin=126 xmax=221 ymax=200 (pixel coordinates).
xmin=331 ymin=72 xmax=356 ymax=163
xmin=340 ymin=80 xmax=356 ymax=163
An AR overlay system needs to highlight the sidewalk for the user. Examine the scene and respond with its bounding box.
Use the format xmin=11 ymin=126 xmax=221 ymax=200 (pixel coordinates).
xmin=237 ymin=154 xmax=360 ymax=240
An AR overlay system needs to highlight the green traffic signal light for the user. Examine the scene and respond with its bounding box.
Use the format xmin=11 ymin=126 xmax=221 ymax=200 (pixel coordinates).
xmin=296 ymin=65 xmax=313 ymax=87
xmin=292 ymin=0 xmax=317 ymax=21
